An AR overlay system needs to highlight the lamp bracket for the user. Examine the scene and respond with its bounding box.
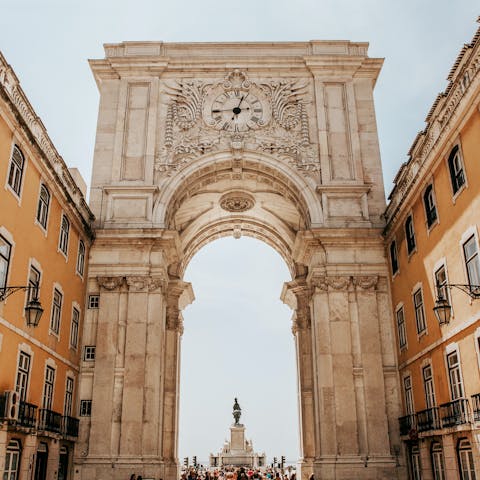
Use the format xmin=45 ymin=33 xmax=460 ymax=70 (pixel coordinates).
xmin=0 ymin=286 xmax=37 ymax=302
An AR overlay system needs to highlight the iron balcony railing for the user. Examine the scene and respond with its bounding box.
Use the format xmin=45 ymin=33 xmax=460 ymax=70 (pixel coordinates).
xmin=38 ymin=408 xmax=62 ymax=433
xmin=416 ymin=407 xmax=441 ymax=432
xmin=472 ymin=393 xmax=480 ymax=422
xmin=62 ymin=415 xmax=79 ymax=437
xmin=18 ymin=401 xmax=37 ymax=428
xmin=440 ymin=398 xmax=471 ymax=428
xmin=399 ymin=414 xmax=417 ymax=436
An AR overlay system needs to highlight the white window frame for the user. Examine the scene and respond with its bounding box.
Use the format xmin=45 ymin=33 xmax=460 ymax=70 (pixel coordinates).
xmin=49 ymin=284 xmax=63 ymax=337
xmin=405 ymin=214 xmax=416 ymax=256
xmin=79 ymin=399 xmax=92 ymax=416
xmin=4 ymin=440 xmax=21 ymax=480
xmin=463 ymin=234 xmax=480 ymax=293
xmin=42 ymin=364 xmax=56 ymax=410
xmin=76 ymin=239 xmax=86 ymax=277
xmin=422 ymin=363 xmax=436 ymax=409
xmin=404 ymin=375 xmax=415 ymax=415
xmin=83 ymin=346 xmax=96 ymax=361
xmin=58 ymin=213 xmax=70 ymax=258
xmin=423 ymin=182 xmax=439 ymax=230
xmin=69 ymin=305 xmax=80 ymax=350
xmin=390 ymin=239 xmax=399 ymax=276
xmin=5 ymin=144 xmax=26 ymax=200
xmin=88 ymin=294 xmax=99 ymax=309
xmin=0 ymin=233 xmax=12 ymax=291
xmin=396 ymin=304 xmax=407 ymax=350
xmin=431 ymin=442 xmax=446 ymax=480
xmin=64 ymin=376 xmax=74 ymax=417
xmin=446 ymin=348 xmax=464 ymax=400
xmin=457 ymin=439 xmax=477 ymax=480
xmin=413 ymin=285 xmax=427 ymax=335
xmin=35 ymin=183 xmax=51 ymax=233
xmin=15 ymin=350 xmax=32 ymax=403
xmin=447 ymin=143 xmax=466 ymax=198
xmin=410 ymin=444 xmax=422 ymax=480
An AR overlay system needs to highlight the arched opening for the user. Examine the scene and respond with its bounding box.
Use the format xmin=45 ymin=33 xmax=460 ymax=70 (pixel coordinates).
xmin=179 ymin=236 xmax=299 ymax=466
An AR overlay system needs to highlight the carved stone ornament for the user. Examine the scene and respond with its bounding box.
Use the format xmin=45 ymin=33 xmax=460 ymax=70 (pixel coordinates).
xmin=311 ymin=275 xmax=351 ymax=292
xmin=148 ymin=276 xmax=167 ymax=293
xmin=126 ymin=276 xmax=148 ymax=292
xmin=219 ymin=191 xmax=255 ymax=212
xmin=352 ymin=275 xmax=378 ymax=291
xmin=156 ymin=71 xmax=319 ymax=177
xmin=97 ymin=276 xmax=124 ymax=291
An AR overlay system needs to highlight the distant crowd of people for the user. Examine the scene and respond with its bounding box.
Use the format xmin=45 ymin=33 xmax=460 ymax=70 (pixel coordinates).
xmin=181 ymin=466 xmax=301 ymax=480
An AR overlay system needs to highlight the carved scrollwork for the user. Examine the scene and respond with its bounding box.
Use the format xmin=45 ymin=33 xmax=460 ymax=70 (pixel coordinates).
xmin=157 ymin=71 xmax=319 ymax=178
xmin=148 ymin=276 xmax=167 ymax=293
xmin=310 ymin=275 xmax=351 ymax=292
xmin=97 ymin=276 xmax=124 ymax=291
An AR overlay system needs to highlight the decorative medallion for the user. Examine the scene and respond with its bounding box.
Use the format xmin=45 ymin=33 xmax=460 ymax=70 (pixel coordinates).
xmin=219 ymin=191 xmax=255 ymax=212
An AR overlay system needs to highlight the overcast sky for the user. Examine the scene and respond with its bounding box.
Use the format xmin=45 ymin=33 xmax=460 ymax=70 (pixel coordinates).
xmin=1 ymin=0 xmax=478 ymax=465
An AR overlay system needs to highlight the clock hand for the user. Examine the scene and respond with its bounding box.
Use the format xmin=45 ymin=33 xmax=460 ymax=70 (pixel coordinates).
xmin=212 ymin=108 xmax=236 ymax=113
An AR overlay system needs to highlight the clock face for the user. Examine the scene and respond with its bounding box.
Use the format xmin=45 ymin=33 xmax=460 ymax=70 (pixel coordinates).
xmin=209 ymin=90 xmax=265 ymax=132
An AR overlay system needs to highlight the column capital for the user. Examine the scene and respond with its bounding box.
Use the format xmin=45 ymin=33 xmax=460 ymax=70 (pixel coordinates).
xmin=125 ymin=275 xmax=168 ymax=293
xmin=165 ymin=280 xmax=194 ymax=334
xmin=282 ymin=278 xmax=312 ymax=333
xmin=97 ymin=275 xmax=125 ymax=291
xmin=310 ymin=274 xmax=351 ymax=292
xmin=352 ymin=275 xmax=378 ymax=291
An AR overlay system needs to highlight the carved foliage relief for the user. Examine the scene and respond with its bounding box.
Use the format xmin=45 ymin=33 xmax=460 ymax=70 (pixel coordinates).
xmin=156 ymin=70 xmax=318 ymax=177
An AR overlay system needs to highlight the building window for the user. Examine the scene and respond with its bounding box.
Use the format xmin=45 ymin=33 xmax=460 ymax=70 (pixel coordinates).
xmin=410 ymin=444 xmax=422 ymax=480
xmin=79 ymin=400 xmax=92 ymax=417
xmin=15 ymin=351 xmax=31 ymax=403
xmin=404 ymin=375 xmax=414 ymax=415
xmin=70 ymin=307 xmax=79 ymax=349
xmin=396 ymin=306 xmax=407 ymax=349
xmin=7 ymin=145 xmax=25 ymax=197
xmin=457 ymin=439 xmax=476 ymax=480
xmin=405 ymin=215 xmax=416 ymax=254
xmin=36 ymin=184 xmax=50 ymax=229
xmin=413 ymin=288 xmax=427 ymax=334
xmin=58 ymin=215 xmax=70 ymax=255
xmin=424 ymin=184 xmax=438 ymax=227
xmin=447 ymin=351 xmax=464 ymax=400
xmin=83 ymin=346 xmax=96 ymax=361
xmin=423 ymin=364 xmax=436 ymax=409
xmin=50 ymin=288 xmax=63 ymax=335
xmin=64 ymin=377 xmax=74 ymax=417
xmin=390 ymin=240 xmax=399 ymax=274
xmin=88 ymin=295 xmax=99 ymax=309
xmin=76 ymin=240 xmax=85 ymax=276
xmin=431 ymin=442 xmax=446 ymax=480
xmin=448 ymin=145 xmax=465 ymax=195
xmin=26 ymin=266 xmax=41 ymax=304
xmin=4 ymin=440 xmax=21 ymax=480
xmin=435 ymin=264 xmax=451 ymax=306
xmin=42 ymin=366 xmax=55 ymax=410
xmin=0 ymin=235 xmax=12 ymax=290
xmin=463 ymin=235 xmax=480 ymax=293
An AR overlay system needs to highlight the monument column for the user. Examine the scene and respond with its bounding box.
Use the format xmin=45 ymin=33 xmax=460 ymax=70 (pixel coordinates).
xmin=161 ymin=280 xmax=193 ymax=480
xmin=282 ymin=278 xmax=315 ymax=480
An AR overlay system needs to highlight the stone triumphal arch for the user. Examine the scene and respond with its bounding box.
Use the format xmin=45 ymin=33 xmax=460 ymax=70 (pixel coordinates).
xmin=76 ymin=41 xmax=406 ymax=480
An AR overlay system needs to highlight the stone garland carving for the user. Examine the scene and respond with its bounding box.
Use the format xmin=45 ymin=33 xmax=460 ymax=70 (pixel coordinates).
xmin=311 ymin=275 xmax=379 ymax=292
xmin=155 ymin=70 xmax=319 ymax=177
xmin=97 ymin=276 xmax=125 ymax=291
xmin=165 ymin=283 xmax=187 ymax=334
xmin=126 ymin=276 xmax=148 ymax=292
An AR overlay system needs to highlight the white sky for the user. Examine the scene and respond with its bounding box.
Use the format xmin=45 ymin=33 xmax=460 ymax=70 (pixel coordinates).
xmin=1 ymin=0 xmax=478 ymax=465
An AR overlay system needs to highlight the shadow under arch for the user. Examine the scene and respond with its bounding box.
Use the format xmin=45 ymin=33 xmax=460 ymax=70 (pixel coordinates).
xmin=153 ymin=149 xmax=323 ymax=278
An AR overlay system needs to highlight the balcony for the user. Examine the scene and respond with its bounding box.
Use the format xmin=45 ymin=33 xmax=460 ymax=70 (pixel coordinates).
xmin=38 ymin=408 xmax=62 ymax=434
xmin=62 ymin=415 xmax=79 ymax=437
xmin=416 ymin=407 xmax=440 ymax=432
xmin=399 ymin=414 xmax=417 ymax=436
xmin=472 ymin=393 xmax=480 ymax=422
xmin=440 ymin=398 xmax=471 ymax=428
xmin=18 ymin=402 xmax=37 ymax=428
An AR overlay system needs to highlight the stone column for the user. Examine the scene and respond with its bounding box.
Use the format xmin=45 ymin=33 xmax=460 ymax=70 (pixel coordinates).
xmin=283 ymin=278 xmax=315 ymax=480
xmin=88 ymin=276 xmax=125 ymax=458
xmin=162 ymin=280 xmax=189 ymax=480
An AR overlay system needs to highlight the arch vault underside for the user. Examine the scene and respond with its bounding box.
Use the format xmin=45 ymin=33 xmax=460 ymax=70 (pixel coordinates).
xmin=77 ymin=41 xmax=407 ymax=480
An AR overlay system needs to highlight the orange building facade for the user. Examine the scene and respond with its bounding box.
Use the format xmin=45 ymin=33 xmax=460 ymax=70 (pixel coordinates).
xmin=384 ymin=23 xmax=480 ymax=480
xmin=0 ymin=53 xmax=94 ymax=480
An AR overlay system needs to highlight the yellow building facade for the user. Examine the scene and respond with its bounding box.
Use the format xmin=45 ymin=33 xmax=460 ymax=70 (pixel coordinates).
xmin=0 ymin=53 xmax=94 ymax=480
xmin=385 ymin=23 xmax=480 ymax=480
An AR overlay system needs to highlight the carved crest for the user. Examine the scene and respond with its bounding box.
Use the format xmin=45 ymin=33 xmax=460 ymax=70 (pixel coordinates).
xmin=156 ymin=71 xmax=319 ymax=177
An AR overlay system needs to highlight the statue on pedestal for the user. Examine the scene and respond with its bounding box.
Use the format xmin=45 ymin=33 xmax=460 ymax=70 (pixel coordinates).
xmin=233 ymin=397 xmax=241 ymax=425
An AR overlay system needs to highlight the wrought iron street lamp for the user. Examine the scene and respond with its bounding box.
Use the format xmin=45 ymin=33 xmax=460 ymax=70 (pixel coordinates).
xmin=433 ymin=282 xmax=480 ymax=325
xmin=0 ymin=286 xmax=44 ymax=327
